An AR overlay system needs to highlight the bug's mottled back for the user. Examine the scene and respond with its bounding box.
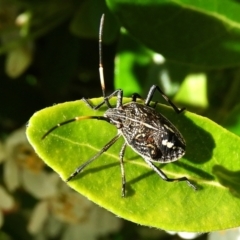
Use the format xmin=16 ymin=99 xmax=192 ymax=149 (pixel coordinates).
xmin=105 ymin=102 xmax=186 ymax=163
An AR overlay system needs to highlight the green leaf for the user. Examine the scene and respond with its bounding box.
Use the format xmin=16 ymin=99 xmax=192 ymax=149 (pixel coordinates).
xmin=26 ymin=97 xmax=240 ymax=232
xmin=223 ymin=104 xmax=240 ymax=136
xmin=213 ymin=165 xmax=240 ymax=198
xmin=173 ymin=73 xmax=209 ymax=109
xmin=106 ymin=0 xmax=240 ymax=68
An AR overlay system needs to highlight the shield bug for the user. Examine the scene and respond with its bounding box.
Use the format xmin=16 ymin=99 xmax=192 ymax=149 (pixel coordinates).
xmin=42 ymin=14 xmax=197 ymax=197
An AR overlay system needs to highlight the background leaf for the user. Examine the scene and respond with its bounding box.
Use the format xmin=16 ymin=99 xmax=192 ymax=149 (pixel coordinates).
xmin=27 ymin=97 xmax=240 ymax=232
xmin=106 ymin=0 xmax=240 ymax=68
xmin=2 ymin=0 xmax=240 ymax=238
xmin=114 ymin=31 xmax=154 ymax=96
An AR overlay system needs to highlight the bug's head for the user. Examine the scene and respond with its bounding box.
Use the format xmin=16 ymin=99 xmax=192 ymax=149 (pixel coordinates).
xmin=104 ymin=107 xmax=125 ymax=129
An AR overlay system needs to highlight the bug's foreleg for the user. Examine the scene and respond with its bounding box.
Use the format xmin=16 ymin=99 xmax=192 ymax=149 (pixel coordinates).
xmin=66 ymin=133 xmax=122 ymax=182
xmin=82 ymin=89 xmax=123 ymax=110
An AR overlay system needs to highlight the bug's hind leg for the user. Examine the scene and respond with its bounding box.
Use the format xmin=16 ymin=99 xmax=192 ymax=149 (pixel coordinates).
xmin=119 ymin=142 xmax=127 ymax=197
xmin=144 ymin=159 xmax=197 ymax=190
xmin=145 ymin=85 xmax=185 ymax=114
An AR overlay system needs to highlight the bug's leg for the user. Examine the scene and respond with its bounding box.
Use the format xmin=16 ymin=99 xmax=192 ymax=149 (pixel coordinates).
xmin=82 ymin=97 xmax=105 ymax=110
xmin=82 ymin=89 xmax=123 ymax=110
xmin=131 ymin=93 xmax=142 ymax=102
xmin=116 ymin=89 xmax=123 ymax=108
xmin=144 ymin=159 xmax=197 ymax=190
xmin=66 ymin=133 xmax=122 ymax=182
xmin=132 ymin=93 xmax=158 ymax=109
xmin=152 ymin=101 xmax=158 ymax=109
xmin=145 ymin=85 xmax=185 ymax=114
xmin=119 ymin=142 xmax=127 ymax=197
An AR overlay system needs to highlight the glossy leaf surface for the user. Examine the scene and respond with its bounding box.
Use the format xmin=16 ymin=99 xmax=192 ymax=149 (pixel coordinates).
xmin=26 ymin=98 xmax=240 ymax=232
xmin=107 ymin=0 xmax=240 ymax=68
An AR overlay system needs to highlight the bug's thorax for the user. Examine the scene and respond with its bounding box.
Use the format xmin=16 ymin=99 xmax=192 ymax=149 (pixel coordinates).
xmin=104 ymin=102 xmax=152 ymax=128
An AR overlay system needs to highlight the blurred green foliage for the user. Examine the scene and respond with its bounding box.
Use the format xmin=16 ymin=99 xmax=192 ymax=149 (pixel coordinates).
xmin=1 ymin=0 xmax=240 ymax=136
xmin=1 ymin=0 xmax=240 ymax=239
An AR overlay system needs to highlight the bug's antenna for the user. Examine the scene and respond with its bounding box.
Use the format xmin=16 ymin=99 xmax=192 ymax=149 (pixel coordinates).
xmin=99 ymin=14 xmax=112 ymax=108
xmin=99 ymin=14 xmax=105 ymax=96
xmin=41 ymin=115 xmax=110 ymax=140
